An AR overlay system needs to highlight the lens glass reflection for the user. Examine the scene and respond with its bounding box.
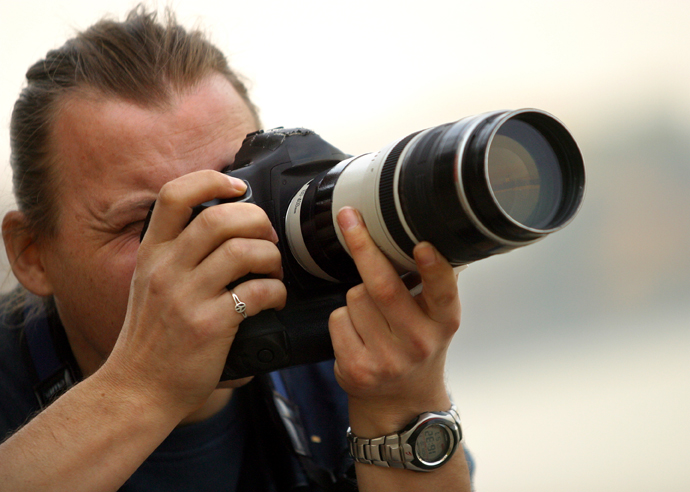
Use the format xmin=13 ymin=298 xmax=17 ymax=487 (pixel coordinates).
xmin=487 ymin=119 xmax=562 ymax=229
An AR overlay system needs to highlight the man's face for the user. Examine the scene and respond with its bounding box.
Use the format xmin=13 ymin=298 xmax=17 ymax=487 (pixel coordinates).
xmin=40 ymin=75 xmax=258 ymax=373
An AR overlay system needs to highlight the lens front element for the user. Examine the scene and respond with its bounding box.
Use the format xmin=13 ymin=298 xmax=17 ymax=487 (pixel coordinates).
xmin=488 ymin=119 xmax=563 ymax=230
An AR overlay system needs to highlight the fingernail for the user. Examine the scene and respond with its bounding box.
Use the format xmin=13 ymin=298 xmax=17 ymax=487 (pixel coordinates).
xmin=337 ymin=207 xmax=360 ymax=231
xmin=415 ymin=242 xmax=437 ymax=267
xmin=271 ymin=227 xmax=279 ymax=243
xmin=227 ymin=176 xmax=247 ymax=192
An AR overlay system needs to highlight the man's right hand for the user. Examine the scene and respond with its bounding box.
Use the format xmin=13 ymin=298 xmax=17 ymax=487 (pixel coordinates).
xmin=102 ymin=170 xmax=286 ymax=421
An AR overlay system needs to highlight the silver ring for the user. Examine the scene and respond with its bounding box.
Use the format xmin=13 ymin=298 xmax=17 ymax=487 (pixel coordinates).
xmin=232 ymin=292 xmax=247 ymax=319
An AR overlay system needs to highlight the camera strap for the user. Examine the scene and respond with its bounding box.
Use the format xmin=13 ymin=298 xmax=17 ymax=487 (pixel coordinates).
xmin=22 ymin=306 xmax=80 ymax=409
xmin=267 ymin=372 xmax=357 ymax=492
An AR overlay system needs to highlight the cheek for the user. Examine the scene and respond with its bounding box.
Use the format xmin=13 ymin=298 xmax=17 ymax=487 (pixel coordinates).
xmin=62 ymin=243 xmax=140 ymax=348
xmin=100 ymin=242 xmax=139 ymax=303
xmin=49 ymin=238 xmax=139 ymax=317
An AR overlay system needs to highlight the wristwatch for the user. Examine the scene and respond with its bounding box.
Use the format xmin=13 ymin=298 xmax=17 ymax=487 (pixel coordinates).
xmin=347 ymin=404 xmax=462 ymax=472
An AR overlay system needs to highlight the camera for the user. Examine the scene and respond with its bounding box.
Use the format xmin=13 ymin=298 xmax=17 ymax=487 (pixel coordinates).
xmin=144 ymin=109 xmax=585 ymax=380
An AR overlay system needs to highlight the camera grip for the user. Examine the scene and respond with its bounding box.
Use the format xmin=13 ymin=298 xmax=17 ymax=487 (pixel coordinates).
xmin=220 ymin=300 xmax=338 ymax=380
xmin=221 ymin=309 xmax=291 ymax=379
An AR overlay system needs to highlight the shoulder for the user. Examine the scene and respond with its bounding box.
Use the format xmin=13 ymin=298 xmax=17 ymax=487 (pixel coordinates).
xmin=0 ymin=290 xmax=41 ymax=440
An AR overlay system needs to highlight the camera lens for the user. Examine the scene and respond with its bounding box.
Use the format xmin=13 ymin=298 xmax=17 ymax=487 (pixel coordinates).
xmin=487 ymin=119 xmax=563 ymax=230
xmin=286 ymin=109 xmax=585 ymax=281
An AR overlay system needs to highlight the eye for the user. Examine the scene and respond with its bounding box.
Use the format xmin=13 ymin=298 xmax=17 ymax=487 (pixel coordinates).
xmin=123 ymin=220 xmax=145 ymax=235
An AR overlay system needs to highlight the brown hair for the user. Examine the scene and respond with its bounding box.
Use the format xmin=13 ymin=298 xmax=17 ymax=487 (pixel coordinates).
xmin=9 ymin=5 xmax=260 ymax=239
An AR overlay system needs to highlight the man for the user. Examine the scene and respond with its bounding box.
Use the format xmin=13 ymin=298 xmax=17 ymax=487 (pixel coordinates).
xmin=0 ymin=7 xmax=471 ymax=491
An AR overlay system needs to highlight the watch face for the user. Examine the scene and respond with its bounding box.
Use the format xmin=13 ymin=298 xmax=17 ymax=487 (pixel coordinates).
xmin=415 ymin=423 xmax=451 ymax=463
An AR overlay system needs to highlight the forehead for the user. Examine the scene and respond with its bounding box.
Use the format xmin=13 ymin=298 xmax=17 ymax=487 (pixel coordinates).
xmin=50 ymin=75 xmax=256 ymax=213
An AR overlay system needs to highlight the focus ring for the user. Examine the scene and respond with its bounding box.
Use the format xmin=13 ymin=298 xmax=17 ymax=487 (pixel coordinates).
xmin=378 ymin=131 xmax=422 ymax=259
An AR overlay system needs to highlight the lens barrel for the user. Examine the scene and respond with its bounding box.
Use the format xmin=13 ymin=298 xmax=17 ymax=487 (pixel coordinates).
xmin=287 ymin=109 xmax=585 ymax=281
xmin=395 ymin=109 xmax=584 ymax=264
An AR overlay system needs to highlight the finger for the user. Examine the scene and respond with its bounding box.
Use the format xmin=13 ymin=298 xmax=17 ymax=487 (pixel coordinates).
xmin=175 ymin=202 xmax=277 ymax=269
xmin=342 ymin=284 xmax=392 ymax=344
xmin=413 ymin=241 xmax=461 ymax=327
xmin=329 ymin=306 xmax=366 ymax=392
xmin=336 ymin=207 xmax=422 ymax=324
xmin=328 ymin=306 xmax=365 ymax=360
xmin=196 ymin=237 xmax=283 ymax=295
xmin=225 ymin=277 xmax=287 ymax=325
xmin=144 ymin=170 xmax=247 ymax=244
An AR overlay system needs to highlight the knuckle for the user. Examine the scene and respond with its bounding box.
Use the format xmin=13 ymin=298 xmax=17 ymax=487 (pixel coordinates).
xmin=222 ymin=239 xmax=281 ymax=274
xmin=341 ymin=359 xmax=378 ymax=390
xmin=219 ymin=203 xmax=274 ymax=239
xmin=266 ymin=242 xmax=283 ymax=266
xmin=447 ymin=308 xmax=461 ymax=330
xmin=244 ymin=278 xmax=270 ymax=300
xmin=196 ymin=204 xmax=225 ymax=230
xmin=373 ymin=353 xmax=403 ymax=380
xmin=434 ymin=290 xmax=459 ymax=310
xmin=252 ymin=208 xmax=275 ymax=237
xmin=370 ymin=280 xmax=400 ymax=306
xmin=407 ymin=335 xmax=434 ymax=361
xmin=146 ymin=270 xmax=166 ymax=295
xmin=236 ymin=202 xmax=268 ymax=224
xmin=157 ymin=181 xmax=183 ymax=206
xmin=346 ymin=284 xmax=368 ymax=305
xmin=435 ymin=303 xmax=461 ymax=332
xmin=222 ymin=238 xmax=248 ymax=264
xmin=145 ymin=260 xmax=173 ymax=296
xmin=329 ymin=307 xmax=349 ymax=328
xmin=243 ymin=278 xmax=287 ymax=311
xmin=186 ymin=310 xmax=217 ymax=341
xmin=246 ymin=202 xmax=268 ymax=220
xmin=341 ymin=352 xmax=408 ymax=390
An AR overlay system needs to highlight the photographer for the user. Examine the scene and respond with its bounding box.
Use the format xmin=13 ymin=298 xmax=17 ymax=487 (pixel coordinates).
xmin=0 ymin=7 xmax=471 ymax=491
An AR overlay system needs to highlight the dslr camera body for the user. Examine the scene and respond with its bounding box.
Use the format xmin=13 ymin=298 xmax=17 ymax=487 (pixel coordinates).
xmin=148 ymin=109 xmax=585 ymax=380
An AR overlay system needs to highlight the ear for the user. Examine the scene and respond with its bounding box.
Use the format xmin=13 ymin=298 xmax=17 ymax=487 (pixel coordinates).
xmin=2 ymin=211 xmax=54 ymax=296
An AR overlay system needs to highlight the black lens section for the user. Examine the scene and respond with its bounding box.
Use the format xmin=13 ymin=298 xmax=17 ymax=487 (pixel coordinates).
xmin=396 ymin=110 xmax=584 ymax=265
xmin=488 ymin=120 xmax=563 ymax=230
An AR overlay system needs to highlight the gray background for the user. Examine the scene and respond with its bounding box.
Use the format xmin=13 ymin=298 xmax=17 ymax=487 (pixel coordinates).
xmin=2 ymin=1 xmax=689 ymax=490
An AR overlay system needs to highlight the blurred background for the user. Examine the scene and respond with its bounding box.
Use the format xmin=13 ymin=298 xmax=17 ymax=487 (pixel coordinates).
xmin=1 ymin=0 xmax=688 ymax=490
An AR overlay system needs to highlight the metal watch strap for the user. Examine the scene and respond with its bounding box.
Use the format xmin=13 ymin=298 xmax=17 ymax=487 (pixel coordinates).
xmin=347 ymin=404 xmax=461 ymax=472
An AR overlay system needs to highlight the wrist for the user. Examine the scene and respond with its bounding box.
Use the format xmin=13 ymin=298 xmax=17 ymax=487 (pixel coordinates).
xmin=95 ymin=358 xmax=190 ymax=428
xmin=347 ymin=403 xmax=462 ymax=472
